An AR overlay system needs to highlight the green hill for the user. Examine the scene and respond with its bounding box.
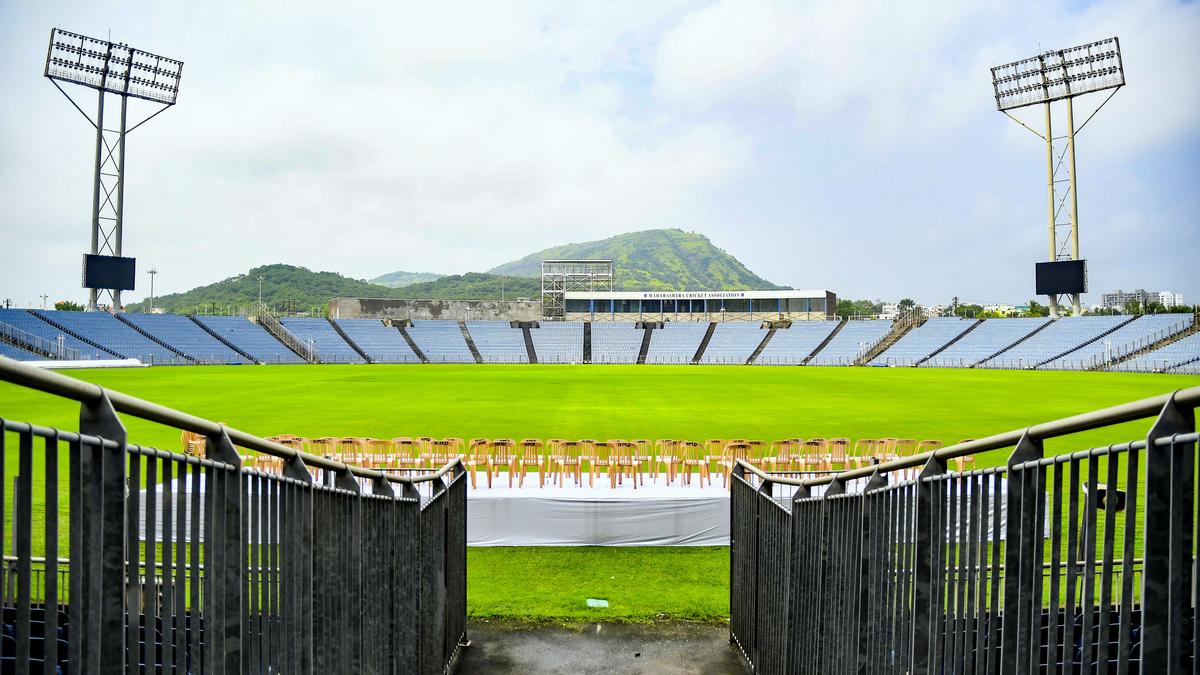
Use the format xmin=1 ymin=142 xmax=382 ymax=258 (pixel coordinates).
xmin=486 ymin=228 xmax=785 ymax=290
xmin=369 ymin=270 xmax=444 ymax=288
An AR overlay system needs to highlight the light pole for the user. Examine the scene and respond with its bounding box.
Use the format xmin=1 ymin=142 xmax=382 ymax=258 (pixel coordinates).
xmin=501 ymin=275 xmax=506 ymax=302
xmin=258 ymin=276 xmax=264 ymax=307
xmin=147 ymin=268 xmax=158 ymax=312
xmin=40 ymin=294 xmax=48 ymax=309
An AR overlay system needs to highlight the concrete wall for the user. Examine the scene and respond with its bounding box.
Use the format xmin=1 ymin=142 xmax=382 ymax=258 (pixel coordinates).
xmin=330 ymin=297 xmax=542 ymax=321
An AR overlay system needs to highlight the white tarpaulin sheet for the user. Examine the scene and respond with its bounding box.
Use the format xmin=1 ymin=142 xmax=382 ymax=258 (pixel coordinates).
xmin=467 ymin=474 xmax=730 ymax=546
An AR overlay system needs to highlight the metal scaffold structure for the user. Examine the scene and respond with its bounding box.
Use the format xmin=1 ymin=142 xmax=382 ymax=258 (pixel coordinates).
xmin=540 ymin=259 xmax=613 ymax=320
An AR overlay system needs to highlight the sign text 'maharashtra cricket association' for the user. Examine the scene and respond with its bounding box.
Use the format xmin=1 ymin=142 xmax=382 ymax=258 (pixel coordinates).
xmin=639 ymin=292 xmax=747 ymax=300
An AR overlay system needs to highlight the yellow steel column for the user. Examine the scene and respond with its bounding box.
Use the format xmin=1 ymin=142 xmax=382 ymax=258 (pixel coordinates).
xmin=1044 ymin=101 xmax=1060 ymax=318
xmin=1066 ymin=96 xmax=1082 ymax=315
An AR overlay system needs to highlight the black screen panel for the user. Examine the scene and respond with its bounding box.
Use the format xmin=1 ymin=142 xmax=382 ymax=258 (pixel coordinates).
xmin=82 ymin=254 xmax=136 ymax=291
xmin=1035 ymin=260 xmax=1087 ymax=295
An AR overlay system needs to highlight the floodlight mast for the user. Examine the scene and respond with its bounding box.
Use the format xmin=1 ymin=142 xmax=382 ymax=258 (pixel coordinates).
xmin=991 ymin=37 xmax=1124 ymax=317
xmin=43 ymin=28 xmax=183 ymax=310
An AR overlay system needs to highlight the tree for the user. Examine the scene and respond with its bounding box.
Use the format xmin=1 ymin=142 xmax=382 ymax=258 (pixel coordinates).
xmin=1025 ymin=300 xmax=1049 ymax=318
xmin=897 ymin=298 xmax=916 ymax=311
xmin=835 ymin=298 xmax=884 ymax=319
xmin=54 ymin=300 xmax=84 ymax=311
xmin=1123 ymin=299 xmax=1142 ymax=316
xmin=1144 ymin=301 xmax=1167 ymax=314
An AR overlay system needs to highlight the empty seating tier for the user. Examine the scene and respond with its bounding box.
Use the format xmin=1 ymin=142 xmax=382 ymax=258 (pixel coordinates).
xmin=645 ymin=322 xmax=709 ymax=364
xmin=1042 ymin=314 xmax=1195 ymax=370
xmin=0 ymin=309 xmax=116 ymax=360
xmin=334 ymin=319 xmax=420 ymax=363
xmin=923 ymin=318 xmax=1050 ymax=368
xmin=530 ymin=322 xmax=583 ymax=364
xmin=979 ymin=316 xmax=1129 ymax=369
xmin=408 ymin=321 xmax=475 ymax=363
xmin=1110 ymin=331 xmax=1200 ymax=373
xmin=193 ymin=315 xmax=306 ymax=364
xmin=807 ymin=320 xmax=892 ymax=366
xmin=34 ymin=310 xmax=186 ymax=364
xmin=280 ymin=318 xmax=365 ymax=364
xmin=755 ymin=321 xmax=841 ymax=365
xmin=121 ymin=312 xmax=250 ymax=364
xmin=872 ymin=317 xmax=975 ymax=366
xmin=589 ymin=322 xmax=643 ymax=364
xmin=0 ymin=342 xmax=44 ymax=361
xmin=466 ymin=321 xmax=529 ymax=364
xmin=700 ymin=322 xmax=765 ymax=364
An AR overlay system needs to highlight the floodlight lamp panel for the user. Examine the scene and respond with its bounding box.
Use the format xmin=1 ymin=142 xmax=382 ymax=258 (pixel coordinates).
xmin=991 ymin=37 xmax=1124 ymax=111
xmin=45 ymin=27 xmax=183 ymax=105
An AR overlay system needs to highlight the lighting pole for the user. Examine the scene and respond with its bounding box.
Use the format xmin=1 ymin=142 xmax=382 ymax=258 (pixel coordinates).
xmin=147 ymin=268 xmax=158 ymax=312
xmin=40 ymin=294 xmax=48 ymax=309
xmin=258 ymin=276 xmax=264 ymax=307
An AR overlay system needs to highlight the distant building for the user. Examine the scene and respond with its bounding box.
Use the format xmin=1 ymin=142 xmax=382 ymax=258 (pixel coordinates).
xmin=880 ymin=303 xmax=899 ymax=320
xmin=1101 ymin=289 xmax=1185 ymax=310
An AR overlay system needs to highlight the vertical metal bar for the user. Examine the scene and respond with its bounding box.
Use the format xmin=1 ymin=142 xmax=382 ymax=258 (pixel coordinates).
xmin=1096 ymin=448 xmax=1120 ymax=671
xmin=1116 ymin=445 xmax=1139 ymax=675
xmin=188 ymin=457 xmax=202 ymax=673
xmin=1002 ymin=431 xmax=1042 ymax=675
xmin=161 ymin=456 xmax=174 ymax=673
xmin=43 ymin=433 xmax=59 ymax=675
xmin=173 ymin=460 xmax=188 ymax=674
xmin=145 ymin=453 xmax=158 ymax=672
xmin=1030 ymin=464 xmax=1048 ymax=675
xmin=206 ymin=429 xmax=244 ymax=674
xmin=1081 ymin=459 xmax=1099 ymax=673
xmin=16 ymin=428 xmax=33 ymax=668
xmin=988 ymin=472 xmax=1003 ymax=675
xmin=126 ymin=450 xmax=140 ymax=675
xmin=1064 ymin=459 xmax=1081 ymax=675
xmin=68 ymin=435 xmax=83 ymax=675
xmin=1047 ymin=463 xmax=1064 ymax=675
xmin=911 ymin=457 xmax=946 ymax=675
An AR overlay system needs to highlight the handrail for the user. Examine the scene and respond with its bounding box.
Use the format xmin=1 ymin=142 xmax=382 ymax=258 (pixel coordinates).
xmin=738 ymin=385 xmax=1200 ymax=487
xmin=0 ymin=355 xmax=452 ymax=484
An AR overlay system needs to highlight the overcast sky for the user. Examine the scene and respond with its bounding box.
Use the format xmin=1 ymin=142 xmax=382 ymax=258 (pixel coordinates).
xmin=1 ymin=0 xmax=1196 ymax=307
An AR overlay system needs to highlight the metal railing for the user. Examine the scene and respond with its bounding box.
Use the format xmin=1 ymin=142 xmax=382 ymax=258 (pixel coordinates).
xmin=0 ymin=354 xmax=466 ymax=674
xmin=730 ymin=385 xmax=1199 ymax=674
xmin=0 ymin=320 xmax=83 ymax=360
xmin=255 ymin=303 xmax=319 ymax=363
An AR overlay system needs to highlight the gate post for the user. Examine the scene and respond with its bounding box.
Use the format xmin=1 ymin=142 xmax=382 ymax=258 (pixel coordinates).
xmin=911 ymin=455 xmax=946 ymax=675
xmin=1141 ymin=393 xmax=1195 ymax=673
xmin=1001 ymin=430 xmax=1043 ymax=675
xmin=857 ymin=470 xmax=888 ymax=674
xmin=205 ymin=427 xmax=244 ymax=674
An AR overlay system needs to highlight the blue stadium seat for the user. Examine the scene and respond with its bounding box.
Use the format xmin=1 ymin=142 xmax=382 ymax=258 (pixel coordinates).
xmin=644 ymin=322 xmax=708 ymax=364
xmin=699 ymin=322 xmax=765 ymax=364
xmin=979 ymin=316 xmax=1129 ymax=369
xmin=465 ymin=321 xmax=529 ymax=363
xmin=807 ymin=320 xmax=892 ymax=366
xmin=32 ymin=310 xmax=186 ymax=364
xmin=193 ymin=315 xmax=305 ymax=364
xmin=0 ymin=309 xmax=114 ymax=360
xmin=923 ymin=318 xmax=1050 ymax=368
xmin=0 ymin=342 xmax=44 ymax=361
xmin=408 ymin=321 xmax=475 ymax=363
xmin=1111 ymin=330 xmax=1200 ymax=373
xmin=530 ymin=322 xmax=583 ymax=364
xmin=755 ymin=321 xmax=840 ymax=365
xmin=1043 ymin=314 xmax=1194 ymax=370
xmin=334 ymin=319 xmax=419 ymax=363
xmin=279 ymin=318 xmax=365 ymax=364
xmin=589 ymin=322 xmax=642 ymax=364
xmin=121 ymin=313 xmax=250 ymax=364
xmin=872 ymin=317 xmax=975 ymax=366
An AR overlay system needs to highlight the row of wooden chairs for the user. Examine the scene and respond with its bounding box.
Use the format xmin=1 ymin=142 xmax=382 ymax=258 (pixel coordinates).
xmin=183 ymin=432 xmax=975 ymax=487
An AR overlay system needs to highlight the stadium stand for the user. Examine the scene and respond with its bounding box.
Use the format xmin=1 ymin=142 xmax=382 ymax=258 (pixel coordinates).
xmin=33 ymin=310 xmax=186 ymax=364
xmin=589 ymin=322 xmax=643 ymax=364
xmin=645 ymin=322 xmax=709 ymax=364
xmin=979 ymin=316 xmax=1130 ymax=369
xmin=1041 ymin=314 xmax=1195 ymax=370
xmin=1110 ymin=331 xmax=1200 ymax=373
xmin=0 ymin=309 xmax=116 ymax=360
xmin=408 ymin=320 xmax=475 ymax=363
xmin=922 ymin=318 xmax=1050 ymax=368
xmin=0 ymin=341 xmax=43 ymax=361
xmin=280 ymin=317 xmax=365 ymax=364
xmin=466 ymin=321 xmax=529 ymax=363
xmin=193 ymin=315 xmax=306 ymax=364
xmin=872 ymin=317 xmax=976 ymax=366
xmin=700 ymin=322 xmax=766 ymax=364
xmin=755 ymin=321 xmax=841 ymax=365
xmin=334 ymin=319 xmax=420 ymax=363
xmin=807 ymin=320 xmax=892 ymax=366
xmin=531 ymin=321 xmax=584 ymax=364
xmin=121 ymin=312 xmax=251 ymax=364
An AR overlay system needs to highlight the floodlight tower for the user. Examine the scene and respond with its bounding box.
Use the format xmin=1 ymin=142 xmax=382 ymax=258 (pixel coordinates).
xmin=990 ymin=38 xmax=1124 ymax=317
xmin=43 ymin=28 xmax=183 ymax=310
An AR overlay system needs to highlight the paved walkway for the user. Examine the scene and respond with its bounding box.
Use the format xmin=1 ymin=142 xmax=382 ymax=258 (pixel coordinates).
xmin=456 ymin=621 xmax=746 ymax=674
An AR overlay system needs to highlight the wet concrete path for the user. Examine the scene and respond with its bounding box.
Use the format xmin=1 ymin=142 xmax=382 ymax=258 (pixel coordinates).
xmin=456 ymin=621 xmax=746 ymax=674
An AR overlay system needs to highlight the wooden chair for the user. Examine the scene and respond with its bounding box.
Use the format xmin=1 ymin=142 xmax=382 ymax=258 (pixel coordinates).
xmin=550 ymin=440 xmax=583 ymax=487
xmin=488 ymin=439 xmax=516 ymax=488
xmin=655 ymin=440 xmax=682 ymax=484
xmin=612 ymin=441 xmax=639 ymax=489
xmin=465 ymin=438 xmax=491 ymax=489
xmin=631 ymin=439 xmax=654 ymax=480
xmin=515 ymin=439 xmax=546 ymax=488
xmin=719 ymin=442 xmax=752 ymax=488
xmin=681 ymin=441 xmax=709 ymax=488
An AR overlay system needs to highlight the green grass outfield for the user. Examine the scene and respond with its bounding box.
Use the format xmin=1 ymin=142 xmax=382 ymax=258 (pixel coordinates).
xmin=1 ymin=364 xmax=1196 ymax=622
